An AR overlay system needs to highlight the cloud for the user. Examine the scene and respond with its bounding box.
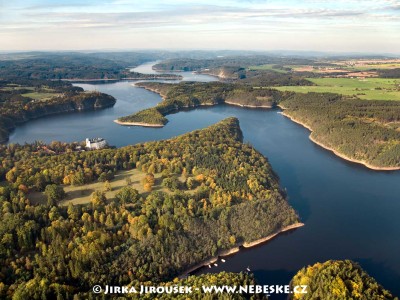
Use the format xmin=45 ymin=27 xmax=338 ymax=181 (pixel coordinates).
xmin=0 ymin=0 xmax=399 ymax=52
xmin=14 ymin=4 xmax=376 ymax=31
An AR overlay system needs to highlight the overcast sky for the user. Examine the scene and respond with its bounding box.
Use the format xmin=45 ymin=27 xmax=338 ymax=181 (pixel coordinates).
xmin=0 ymin=0 xmax=399 ymax=53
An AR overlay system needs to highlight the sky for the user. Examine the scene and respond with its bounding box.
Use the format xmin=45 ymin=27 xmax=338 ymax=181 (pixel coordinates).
xmin=0 ymin=0 xmax=399 ymax=53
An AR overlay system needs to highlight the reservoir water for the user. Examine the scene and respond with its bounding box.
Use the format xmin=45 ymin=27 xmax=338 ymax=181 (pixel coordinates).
xmin=8 ymin=63 xmax=400 ymax=298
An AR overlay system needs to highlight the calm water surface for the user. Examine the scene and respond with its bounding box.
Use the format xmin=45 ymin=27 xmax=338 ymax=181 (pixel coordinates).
xmin=8 ymin=63 xmax=400 ymax=298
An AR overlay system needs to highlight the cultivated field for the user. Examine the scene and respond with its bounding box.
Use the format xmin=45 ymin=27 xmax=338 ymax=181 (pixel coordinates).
xmin=332 ymin=59 xmax=400 ymax=71
xmin=275 ymin=78 xmax=400 ymax=101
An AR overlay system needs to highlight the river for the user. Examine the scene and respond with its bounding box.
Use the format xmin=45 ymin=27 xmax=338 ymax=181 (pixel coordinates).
xmin=8 ymin=62 xmax=400 ymax=298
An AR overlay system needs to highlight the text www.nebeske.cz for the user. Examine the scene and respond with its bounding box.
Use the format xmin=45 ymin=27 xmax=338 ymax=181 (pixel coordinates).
xmin=93 ymin=284 xmax=307 ymax=295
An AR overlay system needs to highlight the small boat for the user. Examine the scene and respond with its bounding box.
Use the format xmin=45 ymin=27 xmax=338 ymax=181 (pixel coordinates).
xmin=246 ymin=266 xmax=251 ymax=272
xmin=221 ymin=259 xmax=226 ymax=263
xmin=214 ymin=263 xmax=218 ymax=267
xmin=208 ymin=264 xmax=211 ymax=268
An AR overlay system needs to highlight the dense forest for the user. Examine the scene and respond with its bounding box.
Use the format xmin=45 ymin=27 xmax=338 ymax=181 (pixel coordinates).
xmin=0 ymin=53 xmax=182 ymax=80
xmin=289 ymin=260 xmax=398 ymax=300
xmin=279 ymin=92 xmax=400 ymax=169
xmin=152 ymin=56 xmax=315 ymax=72
xmin=0 ymin=79 xmax=116 ymax=143
xmin=0 ymin=54 xmax=129 ymax=80
xmin=378 ymin=68 xmax=400 ymax=78
xmin=1 ymin=52 xmax=301 ymax=81
xmin=0 ymin=118 xmax=299 ymax=298
xmin=118 ymin=82 xmax=286 ymax=125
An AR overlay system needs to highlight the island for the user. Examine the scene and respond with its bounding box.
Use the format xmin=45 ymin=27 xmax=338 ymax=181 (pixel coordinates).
xmin=0 ymin=118 xmax=301 ymax=298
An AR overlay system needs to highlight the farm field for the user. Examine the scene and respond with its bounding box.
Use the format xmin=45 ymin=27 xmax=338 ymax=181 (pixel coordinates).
xmin=275 ymin=78 xmax=400 ymax=101
xmin=332 ymin=60 xmax=400 ymax=71
xmin=248 ymin=64 xmax=288 ymax=73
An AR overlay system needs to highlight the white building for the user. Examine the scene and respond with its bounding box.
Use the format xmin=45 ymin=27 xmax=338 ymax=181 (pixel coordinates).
xmin=85 ymin=138 xmax=107 ymax=150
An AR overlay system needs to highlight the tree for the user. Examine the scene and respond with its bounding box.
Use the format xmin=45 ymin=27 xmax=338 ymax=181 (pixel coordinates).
xmin=143 ymin=183 xmax=153 ymax=193
xmin=186 ymin=177 xmax=196 ymax=190
xmin=104 ymin=180 xmax=112 ymax=192
xmin=67 ymin=203 xmax=79 ymax=220
xmin=18 ymin=184 xmax=29 ymax=194
xmin=44 ymin=184 xmax=66 ymax=206
xmin=142 ymin=173 xmax=155 ymax=192
xmin=162 ymin=176 xmax=181 ymax=191
xmin=91 ymin=191 xmax=107 ymax=208
xmin=115 ymin=186 xmax=139 ymax=204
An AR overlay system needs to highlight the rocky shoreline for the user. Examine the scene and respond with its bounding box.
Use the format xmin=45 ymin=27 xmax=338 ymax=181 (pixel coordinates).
xmin=113 ymin=119 xmax=164 ymax=127
xmin=224 ymin=101 xmax=273 ymax=109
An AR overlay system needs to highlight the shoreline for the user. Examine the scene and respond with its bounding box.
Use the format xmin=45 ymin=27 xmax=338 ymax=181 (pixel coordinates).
xmin=62 ymin=76 xmax=182 ymax=82
xmin=2 ymin=102 xmax=115 ymax=145
xmin=224 ymin=101 xmax=273 ymax=109
xmin=152 ymin=68 xmax=221 ymax=80
xmin=179 ymin=222 xmax=304 ymax=278
xmin=132 ymin=83 xmax=168 ymax=101
xmin=278 ymin=107 xmax=400 ymax=171
xmin=243 ymin=222 xmax=305 ymax=248
xmin=113 ymin=119 xmax=164 ymax=127
xmin=133 ymin=84 xmax=274 ymax=109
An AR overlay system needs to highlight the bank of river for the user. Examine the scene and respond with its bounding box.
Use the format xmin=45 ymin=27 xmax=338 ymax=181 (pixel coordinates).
xmin=113 ymin=119 xmax=164 ymax=127
xmin=278 ymin=109 xmax=400 ymax=171
xmin=180 ymin=223 xmax=304 ymax=277
xmin=7 ymin=62 xmax=400 ymax=297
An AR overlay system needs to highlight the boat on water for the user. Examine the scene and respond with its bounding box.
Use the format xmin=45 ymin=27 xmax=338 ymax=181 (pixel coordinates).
xmin=221 ymin=259 xmax=226 ymax=263
xmin=214 ymin=263 xmax=218 ymax=267
xmin=208 ymin=264 xmax=211 ymax=268
xmin=246 ymin=266 xmax=251 ymax=272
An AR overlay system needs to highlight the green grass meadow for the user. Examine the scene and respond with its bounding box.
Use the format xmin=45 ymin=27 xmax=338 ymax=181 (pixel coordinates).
xmin=275 ymin=78 xmax=400 ymax=101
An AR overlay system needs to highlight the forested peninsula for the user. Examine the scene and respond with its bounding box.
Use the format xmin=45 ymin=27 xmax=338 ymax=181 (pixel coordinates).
xmin=115 ymin=82 xmax=282 ymax=126
xmin=290 ymin=260 xmax=398 ymax=300
xmin=0 ymin=118 xmax=300 ymax=298
xmin=0 ymin=79 xmax=116 ymax=143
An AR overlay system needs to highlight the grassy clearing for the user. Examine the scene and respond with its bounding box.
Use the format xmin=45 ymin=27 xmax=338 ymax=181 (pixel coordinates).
xmin=275 ymin=78 xmax=400 ymax=101
xmin=248 ymin=64 xmax=288 ymax=73
xmin=28 ymin=168 xmax=197 ymax=206
xmin=21 ymin=92 xmax=58 ymax=101
xmin=28 ymin=169 xmax=167 ymax=206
